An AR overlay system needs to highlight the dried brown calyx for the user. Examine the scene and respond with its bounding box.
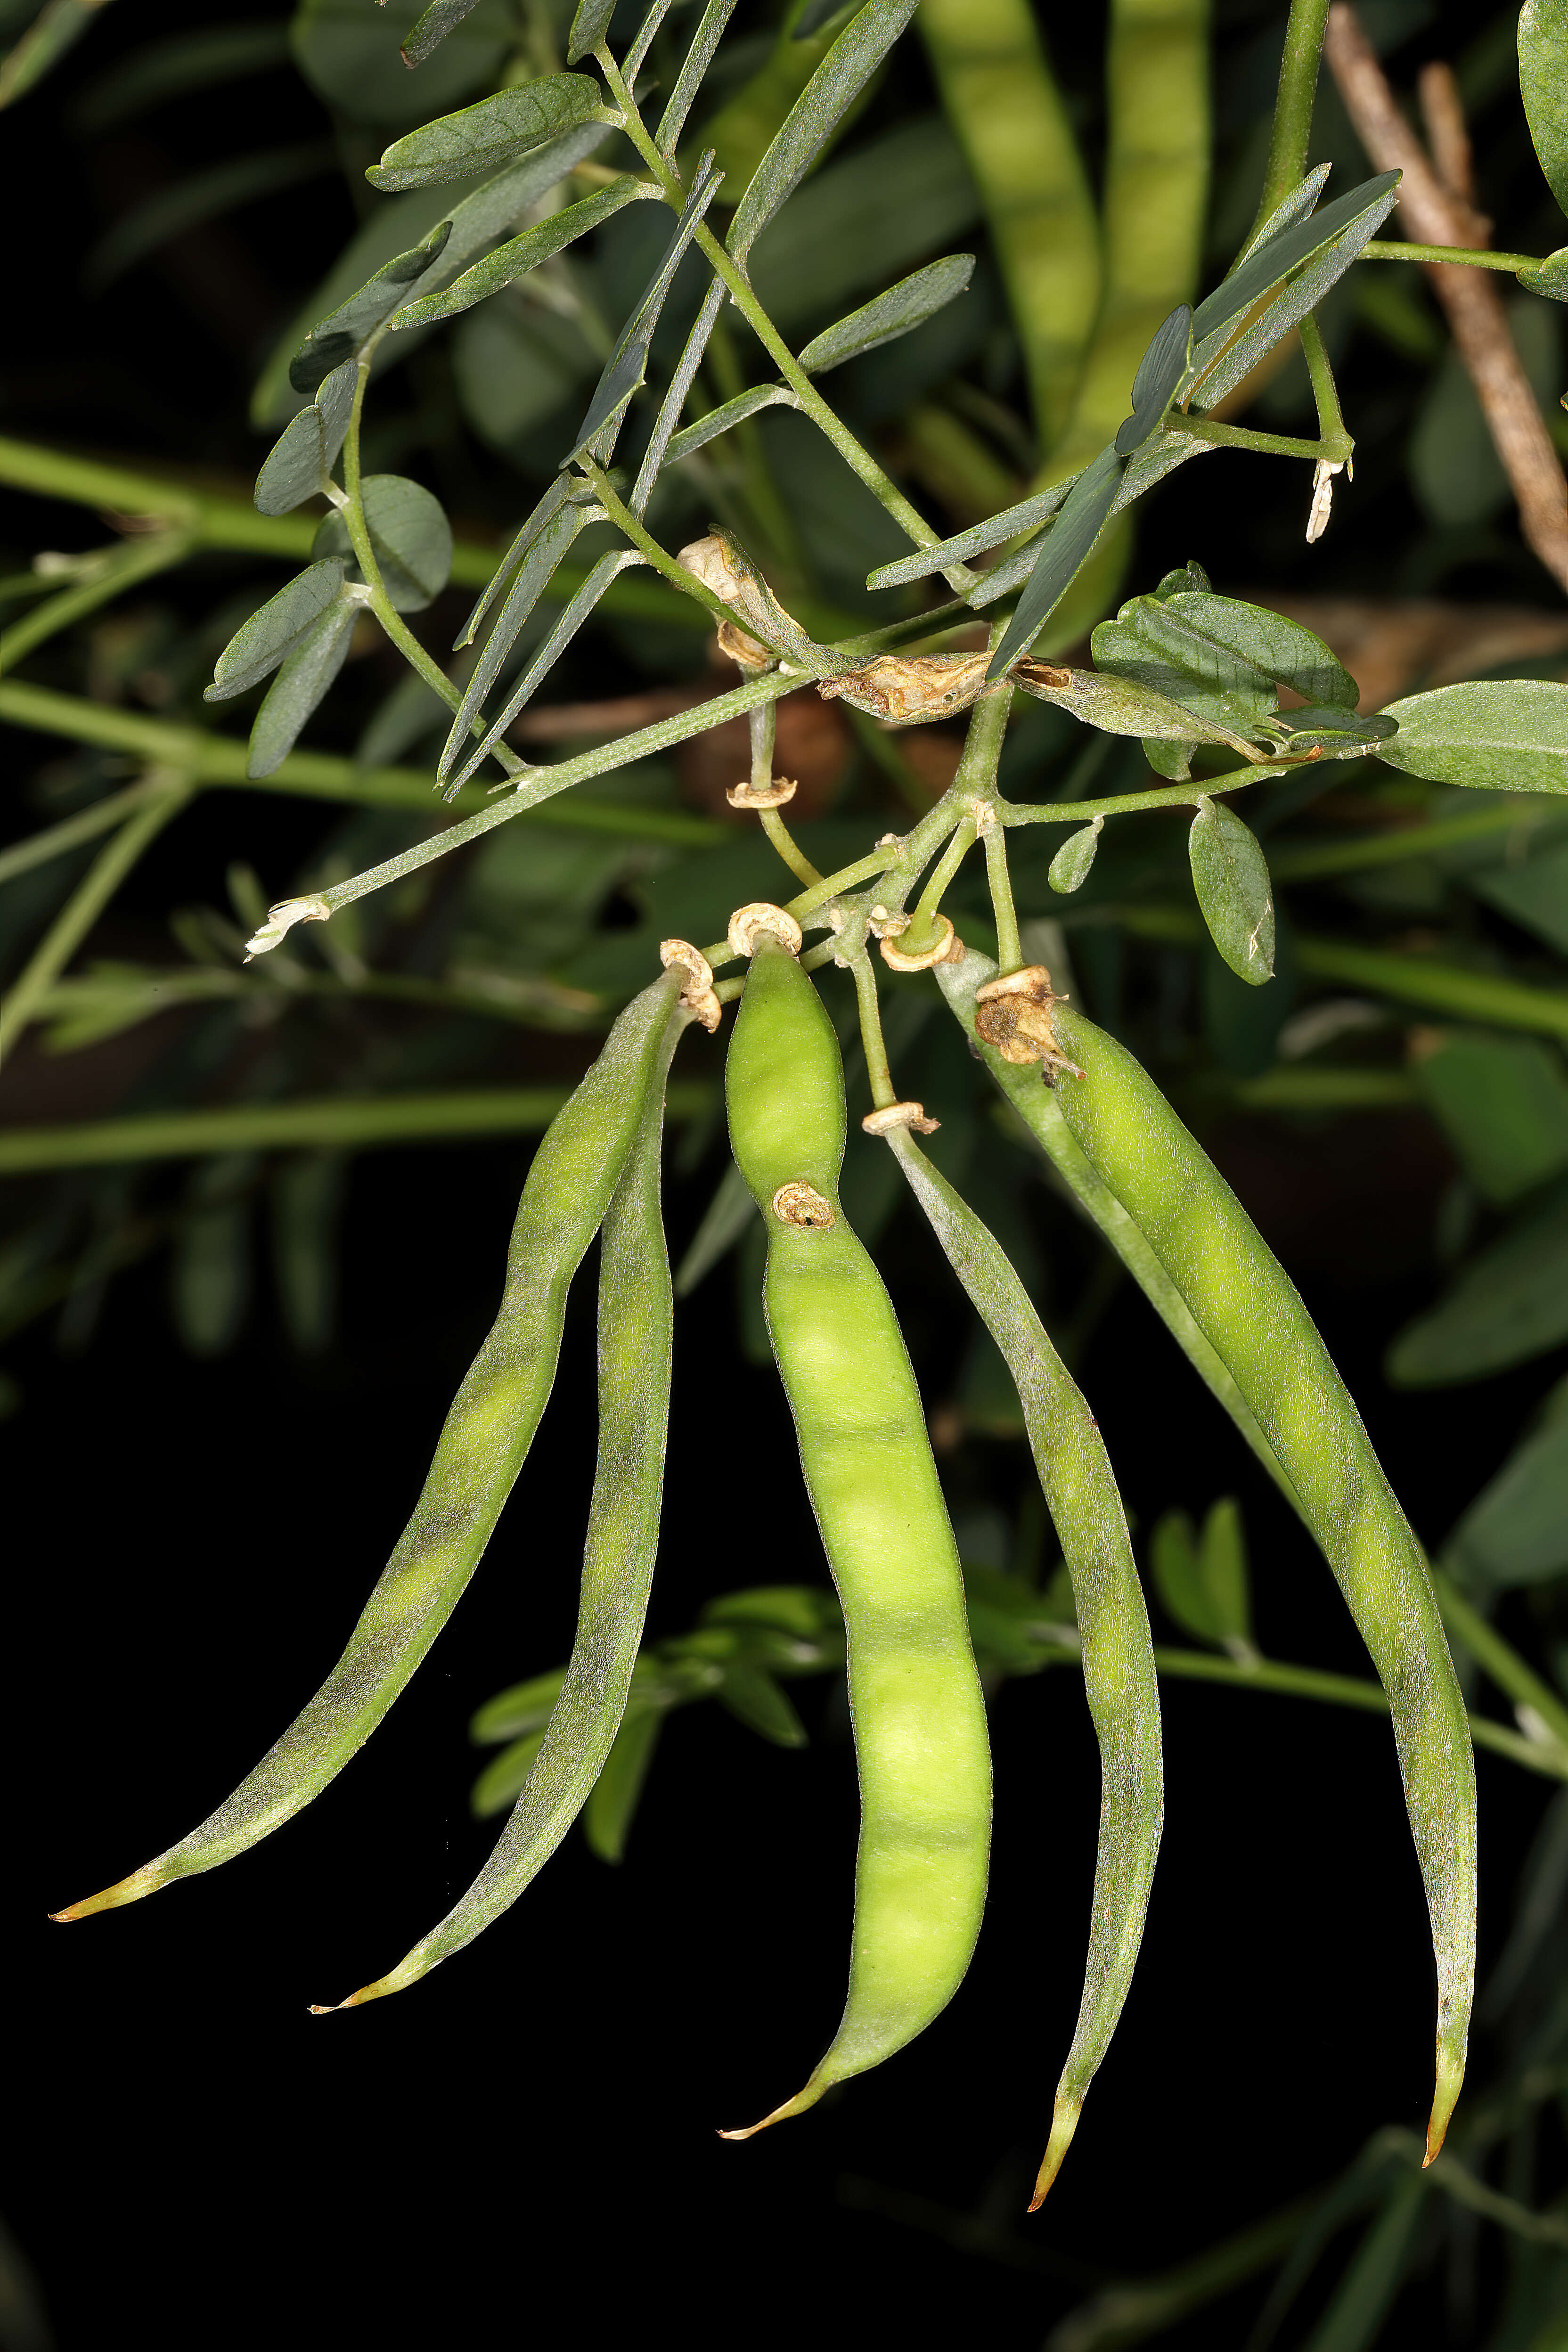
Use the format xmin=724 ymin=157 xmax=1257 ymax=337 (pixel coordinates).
xmin=659 ymin=938 xmax=722 ymax=1033
xmin=771 ymin=1181 xmax=834 ymax=1228
xmin=973 ymin=966 xmax=1085 ymax=1080
xmin=727 ymin=902 xmax=804 ymax=959
xmin=727 ymin=776 xmax=798 ymax=810
xmin=861 ymin=1102 xmax=940 ymax=1136
xmin=881 ymin=914 xmax=963 ymax=972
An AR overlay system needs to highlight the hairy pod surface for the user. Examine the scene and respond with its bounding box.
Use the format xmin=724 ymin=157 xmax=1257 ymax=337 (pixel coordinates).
xmin=58 ymin=972 xmax=688 ymax=1919
xmin=328 ymin=1007 xmax=686 ymax=2004
xmin=723 ymin=935 xmax=991 ymax=2125
xmin=1047 ymin=1000 xmax=1478 ymax=2160
xmin=886 ymin=1129 xmax=1161 ymax=2206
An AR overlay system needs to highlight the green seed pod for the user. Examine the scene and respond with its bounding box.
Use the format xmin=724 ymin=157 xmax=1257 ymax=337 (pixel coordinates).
xmin=1047 ymin=997 xmax=1477 ymax=2163
xmin=57 ymin=972 xmax=689 ymax=1922
xmin=721 ymin=931 xmax=991 ymax=2130
xmin=881 ymin=1120 xmax=1160 ymax=2206
xmin=323 ymin=1009 xmax=685 ymax=2005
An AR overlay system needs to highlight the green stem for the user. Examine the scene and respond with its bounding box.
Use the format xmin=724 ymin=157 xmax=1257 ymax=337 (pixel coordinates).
xmin=1362 ymin=240 xmax=1544 ymax=272
xmin=918 ymin=0 xmax=1101 ymax=450
xmin=0 ymin=773 xmax=192 ymax=1067
xmin=1298 ymin=310 xmax=1352 ymax=455
xmin=904 ymin=813 xmax=977 ymax=955
xmin=578 ymin=454 xmax=771 ymax=643
xmin=0 ymin=1084 xmax=713 ymax=1172
xmin=1001 ymin=760 xmax=1283 ymax=826
xmin=785 ymin=848 xmax=900 ymax=926
xmin=984 ymin=820 xmax=1021 ymax=972
xmin=1247 ymin=0 xmax=1331 ymax=246
xmin=0 ymin=775 xmax=172 ymax=887
xmin=758 ymin=808 xmax=821 ymax=888
xmin=1433 ymin=1570 xmax=1568 ymax=1756
xmin=1174 ymin=416 xmax=1347 ymax=464
xmin=849 ymin=951 xmax=896 ymax=1111
xmin=0 ymin=531 xmax=194 ymax=672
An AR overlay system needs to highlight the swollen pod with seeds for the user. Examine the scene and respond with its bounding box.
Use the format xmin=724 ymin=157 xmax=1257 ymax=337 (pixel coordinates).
xmin=720 ymin=919 xmax=990 ymax=2131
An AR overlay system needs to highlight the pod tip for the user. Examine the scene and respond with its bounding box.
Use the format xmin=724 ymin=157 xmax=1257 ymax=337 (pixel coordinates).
xmin=1424 ymin=2041 xmax=1466 ymax=2167
xmin=49 ymin=1862 xmax=166 ymax=1922
xmin=1028 ymin=2092 xmax=1084 ymax=2212
xmin=718 ymin=2084 xmax=818 ymax=2141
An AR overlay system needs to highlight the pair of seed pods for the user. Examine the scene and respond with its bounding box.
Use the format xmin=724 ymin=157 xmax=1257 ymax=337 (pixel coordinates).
xmin=57 ymin=919 xmax=1474 ymax=2200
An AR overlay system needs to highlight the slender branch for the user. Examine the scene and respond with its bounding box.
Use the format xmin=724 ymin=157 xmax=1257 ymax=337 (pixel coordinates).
xmin=1248 ymin=0 xmax=1331 ymax=245
xmin=0 ymin=531 xmax=193 ymax=671
xmin=849 ymin=951 xmax=896 ymax=1112
xmin=1362 ymin=240 xmax=1544 ymax=272
xmin=0 ymin=775 xmax=173 ymax=887
xmin=0 ymin=773 xmax=192 ymax=1068
xmin=1000 ymin=760 xmax=1285 ymax=826
xmin=1175 ymin=417 xmax=1348 ymax=464
xmin=984 ymin=820 xmax=1021 ymax=972
xmin=904 ymin=812 xmax=978 ymax=955
xmin=0 ymin=1084 xmax=714 ymax=1172
xmin=1325 ymin=3 xmax=1568 ymax=589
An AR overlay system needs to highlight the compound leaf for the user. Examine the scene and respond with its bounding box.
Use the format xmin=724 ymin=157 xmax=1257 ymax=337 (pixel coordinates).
xmin=563 ymin=153 xmax=723 ymax=464
xmin=368 ymin=72 xmax=610 ymax=194
xmin=246 ymin=598 xmax=359 ymax=777
xmin=253 ymin=358 xmax=358 ymax=515
xmin=798 ymin=252 xmax=974 ymax=373
xmin=1189 ymin=798 xmax=1275 ymax=985
xmin=204 ymin=560 xmax=346 ymax=701
xmin=987 ymin=446 xmax=1124 ymax=678
xmin=1190 ymin=170 xmax=1400 ymax=346
xmin=312 ymin=475 xmax=453 ymax=612
xmin=392 ymin=177 xmax=656 ymax=330
xmin=582 ymin=1707 xmax=663 ymax=1862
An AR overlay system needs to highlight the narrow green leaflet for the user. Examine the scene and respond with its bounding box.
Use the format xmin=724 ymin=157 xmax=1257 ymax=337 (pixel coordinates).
xmin=204 ymin=560 xmax=347 ymax=701
xmin=312 ymin=476 xmax=453 ymax=612
xmin=582 ymin=1709 xmax=663 ymax=1860
xmin=1235 ymin=162 xmax=1332 ymax=264
xmin=563 ymin=154 xmax=724 ymax=465
xmin=623 ymin=1 xmax=677 ymax=84
xmin=1049 ymin=818 xmax=1103 ymax=895
xmin=253 ymin=359 xmax=357 ymax=516
xmin=717 ymin=1666 xmax=807 ymax=1746
xmin=289 ymin=219 xmax=453 ymax=394
xmin=1387 ymin=1184 xmax=1568 ymax=1385
xmin=390 ymin=179 xmax=657 ymax=330
xmin=866 ymin=476 xmax=1074 ymax=590
xmin=1519 ymin=1 xmax=1568 ymax=219
xmin=246 ymin=598 xmax=359 ymax=778
xmin=1189 ymin=171 xmax=1401 ymax=350
xmin=1189 ymin=798 xmax=1275 ymax=985
xmin=454 ymin=473 xmax=583 ymax=649
xmin=1150 ymin=1502 xmax=1252 ymax=1651
xmin=444 ymin=552 xmax=647 ymax=795
xmin=663 ymin=382 xmax=795 ymax=463
xmin=472 ymin=1670 xmax=568 ymax=1745
xmin=1448 ymin=1377 xmax=1568 ymax=1590
xmin=1191 ymin=201 xmax=1401 ymax=414
xmin=439 ymin=502 xmax=590 ymax=777
xmin=1374 ymin=683 xmax=1568 ymax=794
xmin=566 ymin=0 xmax=617 ymax=65
xmin=1412 ymin=1034 xmax=1568 ymax=1206
xmin=1114 ymin=304 xmax=1193 ymax=457
xmin=726 ymin=0 xmax=919 ymax=263
xmin=367 ymin=73 xmax=613 ymax=194
xmin=657 ymin=0 xmax=739 ymax=157
xmin=987 ymin=448 xmax=1125 ymax=679
xmin=630 ymin=275 xmax=727 ymax=508
xmin=1019 ymin=666 xmax=1267 ymax=759
xmin=401 ymin=0 xmax=485 ymax=67
xmin=797 ymin=253 xmax=974 ymax=373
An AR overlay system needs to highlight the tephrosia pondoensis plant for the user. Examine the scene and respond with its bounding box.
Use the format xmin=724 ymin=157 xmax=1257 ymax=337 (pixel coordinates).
xmin=12 ymin=0 xmax=1568 ymax=2266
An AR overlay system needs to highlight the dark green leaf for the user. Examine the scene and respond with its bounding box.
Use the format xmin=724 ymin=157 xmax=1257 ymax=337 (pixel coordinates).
xmin=1091 ymin=588 xmax=1356 ymax=734
xmin=794 ymin=0 xmax=853 ymax=35
xmin=663 ymin=381 xmax=794 ymax=462
xmin=292 ymin=0 xmax=512 ymax=128
xmin=1190 ymin=170 xmax=1401 ymax=345
xmin=270 ymin=1152 xmax=346 ymax=1354
xmin=866 ymin=476 xmax=1072 ymax=590
xmin=367 ymin=72 xmax=610 ymax=194
xmin=1413 ymin=1032 xmax=1568 ymax=1204
xmin=253 ymin=358 xmax=357 ymax=516
xmin=700 ymin=1586 xmax=843 ymax=1643
xmin=1114 ymin=303 xmax=1193 ymax=456
xmin=1019 ymin=665 xmax=1267 ymax=757
xmin=623 ymin=0 xmax=676 ymax=83
xmin=1189 ymin=798 xmax=1275 ymax=984
xmin=439 ymin=501 xmax=588 ymax=776
xmin=726 ymin=0 xmax=919 ymax=263
xmin=400 ymin=0 xmax=485 ymax=69
xmin=748 ymin=113 xmax=978 ymax=330
xmin=1149 ymin=1511 xmax=1203 ymax=1639
xmin=656 ymin=0 xmax=739 ymax=157
xmin=563 ymin=153 xmax=724 ymax=465
xmin=1048 ymin=818 xmax=1103 ymax=895
xmin=1189 ymin=176 xmax=1402 ymax=413
xmin=1274 ymin=706 xmax=1396 ymax=752
xmin=312 ymin=475 xmax=453 ymax=612
xmin=444 ymin=551 xmax=646 ymax=794
xmin=797 ymin=253 xmax=974 ymax=374
xmin=1449 ymin=1376 xmax=1568 ymax=1589
xmin=471 ymin=1729 xmax=546 ymax=1817
xmin=1374 ymin=682 xmax=1568 ymax=794
xmin=1149 ymin=1502 xmax=1251 ymax=1650
xmin=582 ymin=1707 xmax=663 ymax=1861
xmin=204 ymin=560 xmax=346 ymax=701
xmin=245 ymin=598 xmax=359 ymax=778
xmin=673 ymin=1162 xmax=756 ymax=1296
xmin=1520 ymin=0 xmax=1568 ymax=218
xmin=453 ymin=471 xmax=584 ymax=650
xmin=1234 ymin=163 xmax=1331 ymax=263
xmin=566 ymin=0 xmax=616 ymax=65
xmin=470 ymin=1668 xmax=568 ymax=1744
xmin=289 ymin=218 xmax=454 ymax=393
xmin=986 ymin=446 xmax=1124 ymax=679
xmin=355 ymin=670 xmax=448 ymax=768
xmin=717 ymin=1664 xmax=808 ymax=1746
xmin=391 ymin=178 xmax=655 ymax=330
xmin=1387 ymin=1181 xmax=1568 ymax=1384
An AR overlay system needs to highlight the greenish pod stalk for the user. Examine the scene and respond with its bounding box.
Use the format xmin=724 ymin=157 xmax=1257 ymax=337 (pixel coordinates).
xmin=323 ymin=1011 xmax=686 ymax=2006
xmin=55 ymin=972 xmax=688 ymax=1922
xmin=1046 ymin=1000 xmax=1477 ymax=2163
xmin=882 ymin=1126 xmax=1161 ymax=2207
xmin=936 ymin=947 xmax=1297 ymax=1511
xmin=720 ymin=931 xmax=991 ymax=2132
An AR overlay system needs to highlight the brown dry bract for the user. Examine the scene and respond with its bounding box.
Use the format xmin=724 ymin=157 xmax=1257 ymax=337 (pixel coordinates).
xmin=973 ymin=966 xmax=1084 ymax=1080
xmin=818 ymin=653 xmax=994 ymax=726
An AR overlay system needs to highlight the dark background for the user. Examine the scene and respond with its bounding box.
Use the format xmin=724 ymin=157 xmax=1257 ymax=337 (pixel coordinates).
xmin=4 ymin=0 xmax=1564 ymax=2343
